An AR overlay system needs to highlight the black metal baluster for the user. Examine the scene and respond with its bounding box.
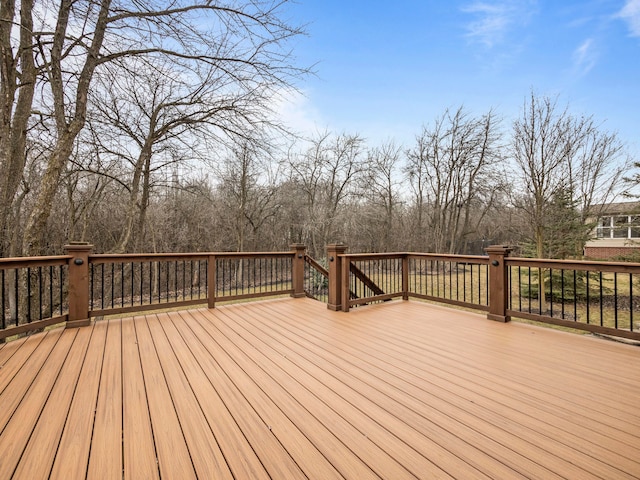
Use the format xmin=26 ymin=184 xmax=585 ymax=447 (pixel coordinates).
xmin=462 ymin=263 xmax=466 ymax=302
xmin=121 ymin=263 xmax=125 ymax=307
xmin=469 ymin=263 xmax=473 ymax=304
xmin=90 ymin=263 xmax=94 ymax=310
xmin=222 ymin=259 xmax=226 ymax=297
xmin=486 ymin=265 xmax=490 ymax=306
xmin=477 ymin=264 xmax=481 ymax=305
xmin=60 ymin=265 xmax=65 ymax=315
xmin=270 ymin=257 xmax=274 ymax=292
xmin=166 ymin=261 xmax=170 ymax=303
xmin=1 ymin=269 xmax=6 ymax=329
xmin=527 ymin=267 xmax=532 ymax=314
xmin=507 ymin=266 xmax=511 ymax=310
xmin=586 ymin=272 xmax=590 ymax=324
xmin=38 ymin=266 xmax=43 ymax=320
xmin=599 ymin=272 xmax=603 ymax=327
xmin=150 ymin=261 xmax=154 ymax=305
xmin=14 ymin=268 xmax=19 ymax=325
xmin=549 ymin=268 xmax=553 ymax=318
xmin=190 ymin=261 xmax=194 ymax=300
xmin=573 ymin=270 xmax=577 ymax=322
xmin=630 ymin=274 xmax=634 ymax=332
xmin=174 ymin=260 xmax=178 ymax=302
xmin=560 ymin=269 xmax=565 ymax=320
xmin=26 ymin=267 xmax=32 ymax=323
xmin=614 ymin=272 xmax=618 ymax=329
xmin=110 ymin=263 xmax=115 ymax=308
xmin=140 ymin=262 xmax=144 ymax=305
xmin=517 ymin=266 xmax=522 ymax=312
xmin=99 ymin=264 xmax=103 ymax=310
xmin=49 ymin=266 xmax=54 ymax=319
xmin=537 ymin=268 xmax=543 ymax=313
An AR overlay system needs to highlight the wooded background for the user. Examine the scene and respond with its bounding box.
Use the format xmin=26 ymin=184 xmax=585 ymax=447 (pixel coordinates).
xmin=1 ymin=1 xmax=635 ymax=259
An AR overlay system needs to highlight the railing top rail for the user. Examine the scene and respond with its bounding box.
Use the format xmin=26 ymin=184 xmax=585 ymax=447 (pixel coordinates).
xmin=89 ymin=251 xmax=295 ymax=264
xmin=0 ymin=255 xmax=72 ymax=269
xmin=338 ymin=252 xmax=491 ymax=263
xmin=506 ymin=256 xmax=640 ymax=272
xmin=339 ymin=252 xmax=406 ymax=260
xmin=304 ymin=255 xmax=329 ymax=277
xmin=213 ymin=251 xmax=295 ymax=259
xmin=407 ymin=252 xmax=490 ymax=263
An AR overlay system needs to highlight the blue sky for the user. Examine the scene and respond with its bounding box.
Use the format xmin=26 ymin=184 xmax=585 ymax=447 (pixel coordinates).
xmin=280 ymin=0 xmax=640 ymax=156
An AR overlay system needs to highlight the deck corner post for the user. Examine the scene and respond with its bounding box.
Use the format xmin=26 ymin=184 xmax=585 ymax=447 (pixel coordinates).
xmin=326 ymin=244 xmax=347 ymax=311
xmin=64 ymin=242 xmax=93 ymax=328
xmin=485 ymin=245 xmax=513 ymax=323
xmin=207 ymin=255 xmax=216 ymax=309
xmin=290 ymin=244 xmax=306 ymax=298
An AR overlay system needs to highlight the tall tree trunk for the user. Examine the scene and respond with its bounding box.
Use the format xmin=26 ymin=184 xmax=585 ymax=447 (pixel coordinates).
xmin=22 ymin=0 xmax=111 ymax=256
xmin=23 ymin=137 xmax=78 ymax=254
xmin=0 ymin=0 xmax=35 ymax=256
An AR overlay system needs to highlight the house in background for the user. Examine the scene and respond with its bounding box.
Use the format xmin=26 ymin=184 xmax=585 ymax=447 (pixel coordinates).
xmin=583 ymin=201 xmax=640 ymax=259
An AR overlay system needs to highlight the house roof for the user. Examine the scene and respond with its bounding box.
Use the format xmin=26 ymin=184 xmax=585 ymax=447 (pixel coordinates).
xmin=590 ymin=201 xmax=640 ymax=215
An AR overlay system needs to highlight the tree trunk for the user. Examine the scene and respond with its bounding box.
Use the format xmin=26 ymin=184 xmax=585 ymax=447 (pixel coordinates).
xmin=0 ymin=0 xmax=36 ymax=256
xmin=23 ymin=135 xmax=78 ymax=254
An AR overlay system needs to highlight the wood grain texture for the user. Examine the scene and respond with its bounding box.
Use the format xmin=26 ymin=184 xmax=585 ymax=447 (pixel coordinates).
xmin=0 ymin=298 xmax=638 ymax=479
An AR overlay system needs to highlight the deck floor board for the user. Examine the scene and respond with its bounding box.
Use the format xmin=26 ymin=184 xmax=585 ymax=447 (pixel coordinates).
xmin=0 ymin=298 xmax=639 ymax=479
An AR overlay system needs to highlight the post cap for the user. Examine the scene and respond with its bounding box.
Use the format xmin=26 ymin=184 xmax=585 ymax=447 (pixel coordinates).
xmin=484 ymin=245 xmax=513 ymax=255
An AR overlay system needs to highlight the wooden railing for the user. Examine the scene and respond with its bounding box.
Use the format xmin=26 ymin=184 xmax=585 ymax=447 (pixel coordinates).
xmin=2 ymin=243 xmax=639 ymax=342
xmin=0 ymin=244 xmax=307 ymax=339
xmin=328 ymin=245 xmax=640 ymax=341
xmin=505 ymin=256 xmax=640 ymax=340
xmin=0 ymin=255 xmax=70 ymax=340
xmin=88 ymin=251 xmax=299 ymax=318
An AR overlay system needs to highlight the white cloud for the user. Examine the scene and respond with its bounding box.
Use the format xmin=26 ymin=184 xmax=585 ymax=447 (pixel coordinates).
xmin=617 ymin=0 xmax=640 ymax=37
xmin=462 ymin=1 xmax=537 ymax=47
xmin=272 ymin=89 xmax=325 ymax=138
xmin=572 ymin=38 xmax=597 ymax=75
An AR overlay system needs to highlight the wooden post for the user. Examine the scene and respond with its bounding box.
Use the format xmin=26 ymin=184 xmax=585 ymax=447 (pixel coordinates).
xmin=485 ymin=245 xmax=513 ymax=323
xmin=327 ymin=244 xmax=347 ymax=311
xmin=290 ymin=244 xmax=306 ymax=298
xmin=402 ymin=255 xmax=409 ymax=300
xmin=65 ymin=243 xmax=93 ymax=328
xmin=207 ymin=255 xmax=216 ymax=309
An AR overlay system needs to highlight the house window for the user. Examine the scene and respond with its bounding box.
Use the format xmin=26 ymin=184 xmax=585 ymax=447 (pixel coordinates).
xmin=631 ymin=216 xmax=640 ymax=238
xmin=597 ymin=215 xmax=640 ymax=239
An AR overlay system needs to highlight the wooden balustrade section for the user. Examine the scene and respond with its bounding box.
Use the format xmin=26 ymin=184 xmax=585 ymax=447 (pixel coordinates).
xmin=2 ymin=243 xmax=640 ymax=341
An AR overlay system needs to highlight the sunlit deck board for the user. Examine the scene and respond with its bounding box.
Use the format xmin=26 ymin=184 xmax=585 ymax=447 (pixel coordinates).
xmin=0 ymin=297 xmax=638 ymax=479
xmin=0 ymin=328 xmax=75 ymax=478
xmin=49 ymin=319 xmax=108 ymax=480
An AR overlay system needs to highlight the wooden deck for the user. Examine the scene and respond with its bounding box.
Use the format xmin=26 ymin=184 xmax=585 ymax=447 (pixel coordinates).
xmin=0 ymin=298 xmax=638 ymax=479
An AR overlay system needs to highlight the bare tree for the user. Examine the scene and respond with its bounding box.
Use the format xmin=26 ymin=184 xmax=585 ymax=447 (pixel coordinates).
xmin=512 ymin=92 xmax=627 ymax=259
xmin=0 ymin=0 xmax=305 ymax=256
xmin=288 ymin=132 xmax=365 ymax=257
xmin=405 ymin=107 xmax=505 ymax=253
xmin=363 ymin=141 xmax=403 ymax=251
xmin=215 ymin=142 xmax=280 ymax=252
xmin=570 ymin=127 xmax=628 ymax=223
xmin=0 ymin=0 xmax=36 ymax=256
